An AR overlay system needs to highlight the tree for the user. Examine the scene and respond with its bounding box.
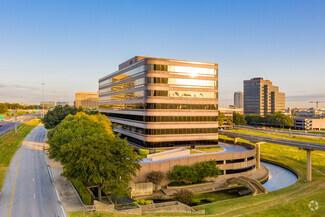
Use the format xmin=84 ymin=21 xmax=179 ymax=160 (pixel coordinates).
xmin=218 ymin=111 xmax=226 ymax=127
xmin=167 ymin=161 xmax=221 ymax=184
xmin=173 ymin=189 xmax=194 ymax=205
xmin=167 ymin=165 xmax=198 ymax=184
xmin=48 ymin=112 xmax=140 ymax=201
xmin=233 ymin=112 xmax=247 ymax=125
xmin=147 ymin=171 xmax=164 ymax=190
xmin=43 ymin=105 xmax=82 ymax=129
xmin=0 ymin=103 xmax=8 ymax=114
xmin=194 ymin=161 xmax=222 ymax=183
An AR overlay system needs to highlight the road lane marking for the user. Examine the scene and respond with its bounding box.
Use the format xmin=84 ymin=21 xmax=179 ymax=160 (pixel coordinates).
xmin=33 ymin=193 xmax=36 ymax=199
xmin=8 ymin=130 xmax=34 ymax=217
xmin=33 ymin=177 xmax=34 ymax=182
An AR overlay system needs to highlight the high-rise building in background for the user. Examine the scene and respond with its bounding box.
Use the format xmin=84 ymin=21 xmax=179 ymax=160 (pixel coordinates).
xmin=234 ymin=91 xmax=243 ymax=108
xmin=99 ymin=56 xmax=218 ymax=148
xmin=75 ymin=92 xmax=99 ymax=109
xmin=244 ymin=77 xmax=285 ymax=115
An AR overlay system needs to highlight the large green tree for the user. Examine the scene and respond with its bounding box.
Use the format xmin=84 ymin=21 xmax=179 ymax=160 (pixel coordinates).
xmin=43 ymin=105 xmax=82 ymax=129
xmin=233 ymin=112 xmax=247 ymax=125
xmin=48 ymin=112 xmax=140 ymax=201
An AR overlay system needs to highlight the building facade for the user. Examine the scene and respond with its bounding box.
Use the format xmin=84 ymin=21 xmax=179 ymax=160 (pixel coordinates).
xmin=234 ymin=91 xmax=243 ymax=108
xmin=75 ymin=92 xmax=99 ymax=109
xmin=244 ymin=77 xmax=285 ymax=115
xmin=99 ymin=56 xmax=219 ymax=148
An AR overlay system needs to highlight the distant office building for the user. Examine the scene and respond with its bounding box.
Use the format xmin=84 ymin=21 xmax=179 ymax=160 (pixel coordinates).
xmin=294 ymin=117 xmax=325 ymax=130
xmin=99 ymin=56 xmax=218 ymax=147
xmin=292 ymin=108 xmax=325 ymax=118
xmin=56 ymin=101 xmax=69 ymax=106
xmin=40 ymin=101 xmax=56 ymax=108
xmin=234 ymin=91 xmax=243 ymax=108
xmin=244 ymin=77 xmax=285 ymax=115
xmin=75 ymin=92 xmax=99 ymax=109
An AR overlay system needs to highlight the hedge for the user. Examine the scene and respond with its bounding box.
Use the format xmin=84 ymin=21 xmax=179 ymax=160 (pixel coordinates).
xmin=71 ymin=178 xmax=92 ymax=205
xmin=138 ymin=149 xmax=149 ymax=156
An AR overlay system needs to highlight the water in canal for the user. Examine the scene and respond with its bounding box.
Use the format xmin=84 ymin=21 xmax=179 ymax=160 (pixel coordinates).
xmin=261 ymin=161 xmax=298 ymax=192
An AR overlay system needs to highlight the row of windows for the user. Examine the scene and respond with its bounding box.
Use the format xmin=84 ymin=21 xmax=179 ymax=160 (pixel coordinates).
xmin=106 ymin=113 xmax=217 ymax=122
xmin=115 ymin=124 xmax=218 ymax=135
xmin=147 ymin=90 xmax=217 ymax=98
xmin=100 ymin=90 xmax=144 ymax=102
xmin=99 ymin=103 xmax=218 ymax=110
xmin=120 ymin=134 xmax=218 ymax=147
xmin=151 ymin=64 xmax=217 ymax=77
xmin=225 ymin=165 xmax=256 ymax=174
xmin=99 ymin=78 xmax=145 ymax=94
xmin=99 ymin=65 xmax=147 ymax=87
xmin=147 ymin=77 xmax=217 ymax=88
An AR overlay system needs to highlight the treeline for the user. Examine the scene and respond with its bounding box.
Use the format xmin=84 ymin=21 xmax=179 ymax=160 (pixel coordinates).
xmin=0 ymin=103 xmax=40 ymax=112
xmin=233 ymin=111 xmax=294 ymax=127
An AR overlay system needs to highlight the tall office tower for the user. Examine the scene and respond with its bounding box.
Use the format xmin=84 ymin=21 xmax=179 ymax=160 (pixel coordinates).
xmin=75 ymin=92 xmax=99 ymax=109
xmin=244 ymin=77 xmax=285 ymax=115
xmin=99 ymin=56 xmax=218 ymax=148
xmin=234 ymin=91 xmax=243 ymax=108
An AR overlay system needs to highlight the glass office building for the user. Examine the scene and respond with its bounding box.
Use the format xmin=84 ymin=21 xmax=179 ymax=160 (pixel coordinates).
xmin=99 ymin=56 xmax=218 ymax=147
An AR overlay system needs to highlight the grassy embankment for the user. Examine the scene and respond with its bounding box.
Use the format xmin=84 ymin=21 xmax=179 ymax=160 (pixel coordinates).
xmin=231 ymin=128 xmax=325 ymax=145
xmin=68 ymin=132 xmax=325 ymax=216
xmin=0 ymin=119 xmax=39 ymax=190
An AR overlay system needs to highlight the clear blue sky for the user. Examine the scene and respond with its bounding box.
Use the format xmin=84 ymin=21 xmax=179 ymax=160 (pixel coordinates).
xmin=0 ymin=0 xmax=324 ymax=108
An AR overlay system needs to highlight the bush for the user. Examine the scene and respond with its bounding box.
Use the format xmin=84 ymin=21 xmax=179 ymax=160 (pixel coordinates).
xmin=138 ymin=149 xmax=149 ymax=156
xmin=133 ymin=199 xmax=151 ymax=205
xmin=174 ymin=189 xmax=194 ymax=205
xmin=147 ymin=171 xmax=164 ymax=186
xmin=167 ymin=160 xmax=221 ymax=184
xmin=155 ymin=149 xmax=164 ymax=153
xmin=70 ymin=178 xmax=92 ymax=205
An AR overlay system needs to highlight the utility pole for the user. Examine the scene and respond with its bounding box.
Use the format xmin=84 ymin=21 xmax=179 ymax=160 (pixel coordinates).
xmin=42 ymin=83 xmax=45 ymax=117
xmin=15 ymin=115 xmax=17 ymax=133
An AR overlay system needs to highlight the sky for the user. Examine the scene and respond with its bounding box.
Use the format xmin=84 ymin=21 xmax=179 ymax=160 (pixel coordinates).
xmin=0 ymin=0 xmax=324 ymax=108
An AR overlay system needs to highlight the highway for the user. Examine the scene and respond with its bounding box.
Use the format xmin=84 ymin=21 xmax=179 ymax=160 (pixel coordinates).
xmin=0 ymin=125 xmax=66 ymax=217
xmin=235 ymin=125 xmax=325 ymax=138
xmin=0 ymin=115 xmax=39 ymax=137
xmin=220 ymin=130 xmax=325 ymax=151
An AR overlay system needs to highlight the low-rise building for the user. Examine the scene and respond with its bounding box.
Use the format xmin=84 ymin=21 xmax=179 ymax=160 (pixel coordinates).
xmin=293 ymin=117 xmax=325 ymax=130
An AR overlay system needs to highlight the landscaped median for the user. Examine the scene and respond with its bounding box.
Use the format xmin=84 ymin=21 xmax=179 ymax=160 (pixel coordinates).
xmin=0 ymin=119 xmax=39 ymax=190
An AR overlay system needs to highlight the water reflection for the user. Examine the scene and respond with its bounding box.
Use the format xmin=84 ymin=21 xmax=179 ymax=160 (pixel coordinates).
xmin=261 ymin=161 xmax=298 ymax=192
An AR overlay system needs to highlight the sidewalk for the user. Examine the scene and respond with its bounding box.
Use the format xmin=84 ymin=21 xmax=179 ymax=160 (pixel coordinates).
xmin=45 ymin=146 xmax=87 ymax=212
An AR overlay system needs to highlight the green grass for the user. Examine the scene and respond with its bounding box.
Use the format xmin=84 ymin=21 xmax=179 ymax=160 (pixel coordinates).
xmin=69 ymin=134 xmax=325 ymax=216
xmin=197 ymin=146 xmax=224 ymax=153
xmin=231 ymin=129 xmax=325 ymax=145
xmin=71 ymin=178 xmax=92 ymax=205
xmin=0 ymin=119 xmax=39 ymax=190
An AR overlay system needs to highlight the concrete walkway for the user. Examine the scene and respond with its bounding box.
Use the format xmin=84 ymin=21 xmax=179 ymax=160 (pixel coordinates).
xmin=45 ymin=145 xmax=86 ymax=212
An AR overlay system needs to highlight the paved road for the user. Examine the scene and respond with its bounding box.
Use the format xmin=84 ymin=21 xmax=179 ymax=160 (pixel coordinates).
xmin=235 ymin=125 xmax=325 ymax=138
xmin=0 ymin=125 xmax=66 ymax=217
xmin=0 ymin=115 xmax=38 ymax=137
xmin=220 ymin=130 xmax=325 ymax=151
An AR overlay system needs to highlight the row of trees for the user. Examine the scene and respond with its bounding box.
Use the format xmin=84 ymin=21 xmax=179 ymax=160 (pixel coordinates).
xmin=46 ymin=111 xmax=141 ymax=202
xmin=232 ymin=111 xmax=294 ymax=127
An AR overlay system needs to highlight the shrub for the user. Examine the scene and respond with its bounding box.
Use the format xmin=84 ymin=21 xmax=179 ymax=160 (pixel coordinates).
xmin=139 ymin=199 xmax=146 ymax=205
xmin=174 ymin=189 xmax=194 ymax=205
xmin=167 ymin=161 xmax=221 ymax=184
xmin=147 ymin=171 xmax=164 ymax=186
xmin=155 ymin=149 xmax=164 ymax=153
xmin=145 ymin=200 xmax=151 ymax=205
xmin=70 ymin=178 xmax=92 ymax=205
xmin=138 ymin=149 xmax=149 ymax=156
xmin=131 ymin=201 xmax=138 ymax=206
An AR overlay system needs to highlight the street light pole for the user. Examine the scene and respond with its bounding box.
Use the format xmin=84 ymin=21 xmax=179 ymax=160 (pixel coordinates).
xmin=42 ymin=83 xmax=45 ymax=117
